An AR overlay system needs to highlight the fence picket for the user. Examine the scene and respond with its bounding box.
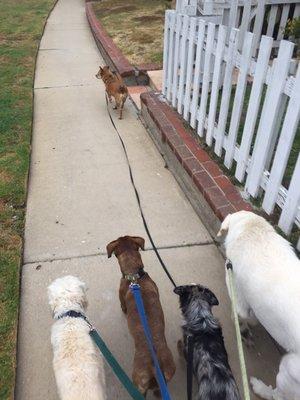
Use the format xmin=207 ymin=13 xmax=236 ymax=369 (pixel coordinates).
xmin=262 ymin=64 xmax=300 ymax=214
xmin=235 ymin=36 xmax=273 ymax=182
xmin=252 ymin=0 xmax=266 ymax=54
xmin=206 ymin=25 xmax=227 ymax=146
xmin=166 ymin=12 xmax=176 ymax=101
xmin=162 ymin=10 xmax=171 ymax=96
xmin=183 ymin=17 xmax=197 ymax=121
xmin=190 ymin=20 xmax=206 ymax=128
xmin=278 ymin=155 xmax=300 ymax=234
xmin=224 ymin=32 xmax=254 ymax=168
xmin=228 ymin=0 xmax=238 ymax=34
xmin=238 ymin=0 xmax=251 ymax=50
xmin=177 ymin=15 xmax=190 ymax=113
xmin=214 ymin=28 xmax=239 ymax=156
xmin=171 ymin=14 xmax=182 ymax=106
xmin=197 ymin=22 xmax=216 ymax=137
xmin=277 ymin=4 xmax=290 ymax=41
xmin=266 ymin=5 xmax=278 ymax=38
xmin=245 ymin=40 xmax=294 ymax=197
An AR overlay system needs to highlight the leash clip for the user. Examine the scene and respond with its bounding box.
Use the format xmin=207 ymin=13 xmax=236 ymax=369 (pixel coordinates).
xmin=226 ymin=259 xmax=233 ymax=270
xmin=84 ymin=317 xmax=94 ymax=331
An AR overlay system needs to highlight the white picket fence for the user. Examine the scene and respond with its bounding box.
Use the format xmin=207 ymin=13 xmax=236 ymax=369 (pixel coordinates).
xmin=176 ymin=1 xmax=300 ymax=52
xmin=162 ymin=10 xmax=300 ymax=247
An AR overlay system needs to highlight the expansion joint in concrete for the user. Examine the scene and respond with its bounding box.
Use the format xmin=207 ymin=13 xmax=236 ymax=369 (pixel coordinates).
xmin=24 ymin=240 xmax=215 ymax=265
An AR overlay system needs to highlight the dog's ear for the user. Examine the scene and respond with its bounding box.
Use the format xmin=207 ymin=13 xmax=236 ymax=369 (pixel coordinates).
xmin=106 ymin=239 xmax=119 ymax=258
xmin=216 ymin=214 xmax=231 ymax=239
xmin=174 ymin=285 xmax=187 ymax=296
xmin=99 ymin=66 xmax=103 ymax=72
xmin=203 ymin=288 xmax=219 ymax=306
xmin=130 ymin=236 xmax=145 ymax=251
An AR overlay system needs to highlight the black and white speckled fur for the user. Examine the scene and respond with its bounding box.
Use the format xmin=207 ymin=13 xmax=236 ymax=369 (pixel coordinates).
xmin=174 ymin=284 xmax=241 ymax=400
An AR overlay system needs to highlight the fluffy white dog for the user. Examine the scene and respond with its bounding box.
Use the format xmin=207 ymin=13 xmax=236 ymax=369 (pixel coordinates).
xmin=217 ymin=211 xmax=300 ymax=400
xmin=48 ymin=275 xmax=105 ymax=400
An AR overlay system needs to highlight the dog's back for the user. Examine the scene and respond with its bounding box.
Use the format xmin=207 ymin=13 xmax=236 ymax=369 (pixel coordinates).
xmin=192 ymin=329 xmax=240 ymax=400
xmin=221 ymin=211 xmax=300 ymax=353
xmin=175 ymin=285 xmax=240 ymax=400
xmin=52 ymin=318 xmax=105 ymax=400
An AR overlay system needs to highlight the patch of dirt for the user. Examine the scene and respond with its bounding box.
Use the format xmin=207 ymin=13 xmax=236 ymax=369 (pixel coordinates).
xmin=0 ymin=199 xmax=7 ymax=213
xmin=133 ymin=15 xmax=164 ymax=23
xmin=0 ymin=170 xmax=12 ymax=184
xmin=130 ymin=32 xmax=153 ymax=44
xmin=97 ymin=5 xmax=137 ymax=13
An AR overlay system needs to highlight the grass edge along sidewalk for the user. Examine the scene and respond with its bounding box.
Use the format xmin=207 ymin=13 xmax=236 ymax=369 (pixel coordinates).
xmin=0 ymin=0 xmax=57 ymax=398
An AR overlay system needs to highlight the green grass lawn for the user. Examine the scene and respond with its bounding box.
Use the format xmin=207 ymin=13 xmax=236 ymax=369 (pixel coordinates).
xmin=0 ymin=0 xmax=56 ymax=397
xmin=92 ymin=0 xmax=172 ymax=66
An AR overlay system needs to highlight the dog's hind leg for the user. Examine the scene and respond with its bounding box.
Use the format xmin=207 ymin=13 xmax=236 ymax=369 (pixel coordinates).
xmin=177 ymin=339 xmax=184 ymax=358
xmin=106 ymin=90 xmax=112 ymax=103
xmin=119 ymin=102 xmax=124 ymax=119
xmin=250 ymin=377 xmax=285 ymax=400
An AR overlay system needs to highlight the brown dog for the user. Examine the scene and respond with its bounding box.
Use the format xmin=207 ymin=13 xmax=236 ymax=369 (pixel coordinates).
xmin=106 ymin=235 xmax=176 ymax=396
xmin=95 ymin=65 xmax=128 ymax=119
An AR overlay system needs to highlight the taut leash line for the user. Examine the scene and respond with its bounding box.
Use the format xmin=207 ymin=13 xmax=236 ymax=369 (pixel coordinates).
xmin=89 ymin=325 xmax=145 ymax=399
xmin=186 ymin=335 xmax=194 ymax=400
xmin=226 ymin=261 xmax=251 ymax=400
xmin=105 ymin=94 xmax=177 ymax=288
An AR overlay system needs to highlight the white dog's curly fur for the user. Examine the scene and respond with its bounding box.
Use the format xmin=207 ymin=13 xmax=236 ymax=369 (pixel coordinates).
xmin=218 ymin=211 xmax=300 ymax=400
xmin=48 ymin=275 xmax=105 ymax=400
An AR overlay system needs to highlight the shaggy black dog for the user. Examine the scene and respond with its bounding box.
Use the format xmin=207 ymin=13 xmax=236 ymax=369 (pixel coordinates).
xmin=174 ymin=284 xmax=240 ymax=400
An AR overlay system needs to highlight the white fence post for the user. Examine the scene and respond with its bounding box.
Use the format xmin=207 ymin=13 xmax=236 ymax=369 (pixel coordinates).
xmin=183 ymin=17 xmax=197 ymax=120
xmin=197 ymin=22 xmax=216 ymax=137
xmin=235 ymin=35 xmax=273 ymax=182
xmin=172 ymin=14 xmax=183 ymax=107
xmin=166 ymin=12 xmax=176 ymax=101
xmin=278 ymin=154 xmax=300 ymax=235
xmin=206 ymin=24 xmax=227 ymax=146
xmin=245 ymin=40 xmax=294 ymax=198
xmin=262 ymin=64 xmax=300 ymax=214
xmin=224 ymin=31 xmax=254 ymax=168
xmin=162 ymin=10 xmax=171 ymax=96
xmin=214 ymin=28 xmax=239 ymax=156
xmin=190 ymin=20 xmax=206 ymax=128
xmin=177 ymin=15 xmax=190 ymax=113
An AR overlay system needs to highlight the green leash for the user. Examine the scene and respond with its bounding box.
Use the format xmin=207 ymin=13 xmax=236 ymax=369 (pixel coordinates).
xmin=226 ymin=261 xmax=251 ymax=400
xmin=89 ymin=328 xmax=144 ymax=400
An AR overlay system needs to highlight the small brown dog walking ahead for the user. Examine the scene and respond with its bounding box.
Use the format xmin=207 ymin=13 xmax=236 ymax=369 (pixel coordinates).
xmin=95 ymin=65 xmax=128 ymax=119
xmin=106 ymin=235 xmax=176 ymax=397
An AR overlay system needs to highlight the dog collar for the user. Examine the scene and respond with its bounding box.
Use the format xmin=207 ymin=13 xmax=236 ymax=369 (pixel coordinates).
xmin=55 ymin=310 xmax=87 ymax=321
xmin=122 ymin=267 xmax=146 ymax=283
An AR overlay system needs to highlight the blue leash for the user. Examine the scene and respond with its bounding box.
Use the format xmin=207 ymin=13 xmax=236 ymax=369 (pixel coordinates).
xmin=130 ymin=283 xmax=172 ymax=400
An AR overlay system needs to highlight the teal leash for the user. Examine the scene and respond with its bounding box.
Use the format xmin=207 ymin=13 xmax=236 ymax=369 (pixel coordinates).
xmin=87 ymin=323 xmax=144 ymax=400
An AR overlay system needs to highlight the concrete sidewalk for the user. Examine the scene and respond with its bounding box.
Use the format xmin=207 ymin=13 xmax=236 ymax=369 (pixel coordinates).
xmin=16 ymin=1 xmax=280 ymax=399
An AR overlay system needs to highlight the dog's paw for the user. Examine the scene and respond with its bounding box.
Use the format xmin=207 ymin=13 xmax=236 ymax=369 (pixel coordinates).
xmin=250 ymin=377 xmax=273 ymax=400
xmin=242 ymin=334 xmax=255 ymax=348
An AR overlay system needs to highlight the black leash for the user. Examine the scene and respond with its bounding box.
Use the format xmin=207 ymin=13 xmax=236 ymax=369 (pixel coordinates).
xmin=187 ymin=335 xmax=194 ymax=400
xmin=105 ymin=94 xmax=177 ymax=289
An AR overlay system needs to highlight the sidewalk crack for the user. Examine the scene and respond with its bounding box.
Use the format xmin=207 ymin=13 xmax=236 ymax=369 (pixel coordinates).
xmin=23 ymin=241 xmax=215 ymax=265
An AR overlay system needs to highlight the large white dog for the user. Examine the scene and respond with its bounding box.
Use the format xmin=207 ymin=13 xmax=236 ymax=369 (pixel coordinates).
xmin=48 ymin=275 xmax=105 ymax=400
xmin=217 ymin=211 xmax=300 ymax=400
